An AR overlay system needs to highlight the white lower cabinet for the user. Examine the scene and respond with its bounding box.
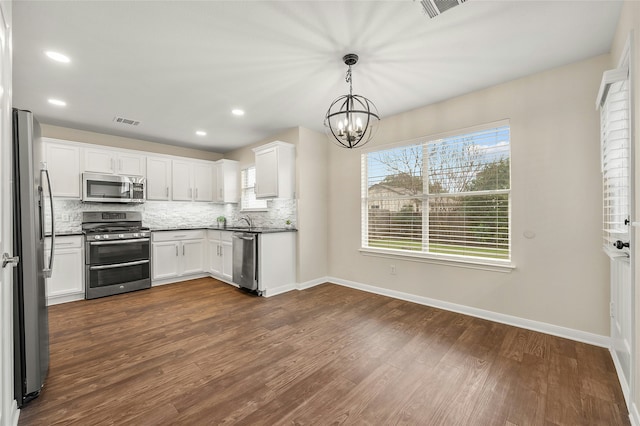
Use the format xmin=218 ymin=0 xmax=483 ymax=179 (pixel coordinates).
xmin=44 ymin=235 xmax=84 ymax=305
xmin=258 ymin=232 xmax=296 ymax=296
xmin=207 ymin=230 xmax=233 ymax=282
xmin=152 ymin=230 xmax=206 ymax=283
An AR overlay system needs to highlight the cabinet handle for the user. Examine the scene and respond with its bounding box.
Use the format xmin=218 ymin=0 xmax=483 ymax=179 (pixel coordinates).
xmin=219 ymin=188 xmax=223 ymax=199
xmin=218 ymin=244 xmax=221 ymax=256
xmin=175 ymin=246 xmax=178 ymax=256
xmin=195 ymin=188 xmax=198 ymax=199
xmin=183 ymin=245 xmax=185 ymax=256
xmin=189 ymin=188 xmax=193 ymax=198
xmin=166 ymin=187 xmax=169 ymax=197
xmin=111 ymin=158 xmax=115 ymax=172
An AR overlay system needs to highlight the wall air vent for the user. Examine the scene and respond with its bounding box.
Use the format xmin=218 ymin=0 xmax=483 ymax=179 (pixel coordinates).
xmin=113 ymin=116 xmax=140 ymax=126
xmin=419 ymin=0 xmax=467 ymax=19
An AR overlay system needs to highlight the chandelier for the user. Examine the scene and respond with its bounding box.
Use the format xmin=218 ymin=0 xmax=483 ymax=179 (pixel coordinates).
xmin=324 ymin=53 xmax=380 ymax=149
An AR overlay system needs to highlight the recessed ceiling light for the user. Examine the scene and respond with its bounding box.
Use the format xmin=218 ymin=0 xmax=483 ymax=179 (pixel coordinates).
xmin=231 ymin=109 xmax=245 ymax=117
xmin=45 ymin=51 xmax=70 ymax=63
xmin=48 ymin=98 xmax=66 ymax=107
xmin=196 ymin=130 xmax=207 ymax=136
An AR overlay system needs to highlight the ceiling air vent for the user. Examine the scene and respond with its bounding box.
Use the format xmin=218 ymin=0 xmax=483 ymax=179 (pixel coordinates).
xmin=419 ymin=0 xmax=467 ymax=19
xmin=113 ymin=116 xmax=140 ymax=126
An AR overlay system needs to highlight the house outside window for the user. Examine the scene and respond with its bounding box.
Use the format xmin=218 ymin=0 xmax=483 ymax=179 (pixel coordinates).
xmin=241 ymin=166 xmax=268 ymax=211
xmin=362 ymin=122 xmax=511 ymax=262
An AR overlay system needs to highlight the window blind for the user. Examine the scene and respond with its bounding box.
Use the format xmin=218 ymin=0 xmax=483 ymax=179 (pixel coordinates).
xmin=601 ymin=78 xmax=630 ymax=253
xmin=241 ymin=167 xmax=268 ymax=211
xmin=362 ymin=124 xmax=510 ymax=261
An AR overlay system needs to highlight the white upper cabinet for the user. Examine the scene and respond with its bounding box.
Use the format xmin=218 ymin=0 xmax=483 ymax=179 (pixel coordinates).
xmin=213 ymin=159 xmax=239 ymax=203
xmin=253 ymin=141 xmax=295 ymax=199
xmin=172 ymin=160 xmax=193 ymax=201
xmin=172 ymin=160 xmax=213 ymax=202
xmin=193 ymin=163 xmax=214 ymax=202
xmin=43 ymin=138 xmax=81 ymax=198
xmin=84 ymin=147 xmax=145 ymax=176
xmin=146 ymin=156 xmax=172 ymax=200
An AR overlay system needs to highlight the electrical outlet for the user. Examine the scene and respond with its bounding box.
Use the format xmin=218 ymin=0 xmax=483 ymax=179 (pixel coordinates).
xmin=390 ymin=264 xmax=396 ymax=275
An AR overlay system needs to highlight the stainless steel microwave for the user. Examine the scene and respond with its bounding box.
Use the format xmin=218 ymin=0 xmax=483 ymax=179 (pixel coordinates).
xmin=82 ymin=173 xmax=146 ymax=203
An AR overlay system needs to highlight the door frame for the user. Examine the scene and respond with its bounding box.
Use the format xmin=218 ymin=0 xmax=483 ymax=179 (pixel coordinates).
xmin=0 ymin=1 xmax=18 ymax=425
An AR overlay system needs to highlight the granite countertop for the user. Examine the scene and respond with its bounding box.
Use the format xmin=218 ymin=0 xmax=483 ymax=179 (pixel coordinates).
xmin=47 ymin=230 xmax=83 ymax=237
xmin=149 ymin=226 xmax=297 ymax=234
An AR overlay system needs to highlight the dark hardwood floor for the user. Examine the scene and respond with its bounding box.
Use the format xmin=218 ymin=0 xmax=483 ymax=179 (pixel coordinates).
xmin=19 ymin=278 xmax=628 ymax=425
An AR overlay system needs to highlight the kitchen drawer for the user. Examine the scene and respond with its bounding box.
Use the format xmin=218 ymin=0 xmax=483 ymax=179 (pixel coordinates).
xmin=152 ymin=230 xmax=205 ymax=242
xmin=45 ymin=235 xmax=83 ymax=250
xmin=207 ymin=230 xmax=233 ymax=242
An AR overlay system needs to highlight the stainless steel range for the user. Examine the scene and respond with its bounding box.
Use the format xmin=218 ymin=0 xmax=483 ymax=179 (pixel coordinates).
xmin=82 ymin=211 xmax=151 ymax=299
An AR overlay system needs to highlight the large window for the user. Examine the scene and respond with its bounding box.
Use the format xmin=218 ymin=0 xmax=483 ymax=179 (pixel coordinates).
xmin=362 ymin=123 xmax=511 ymax=262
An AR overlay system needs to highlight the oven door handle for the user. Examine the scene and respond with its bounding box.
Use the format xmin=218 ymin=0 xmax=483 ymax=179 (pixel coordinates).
xmin=89 ymin=259 xmax=150 ymax=270
xmin=89 ymin=238 xmax=150 ymax=246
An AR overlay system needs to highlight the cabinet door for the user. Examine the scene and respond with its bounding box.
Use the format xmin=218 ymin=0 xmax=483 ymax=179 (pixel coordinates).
xmin=193 ymin=163 xmax=213 ymax=202
xmin=212 ymin=162 xmax=222 ymax=202
xmin=182 ymin=240 xmax=205 ymax=275
xmin=208 ymin=240 xmax=222 ymax=276
xmin=45 ymin=247 xmax=83 ymax=301
xmin=117 ymin=153 xmax=145 ymax=176
xmin=44 ymin=142 xmax=81 ymax=198
xmin=255 ymin=147 xmax=278 ymax=197
xmin=172 ymin=160 xmax=193 ymax=201
xmin=214 ymin=160 xmax=239 ymax=203
xmin=84 ymin=148 xmax=115 ymax=174
xmin=221 ymin=240 xmax=233 ymax=282
xmin=152 ymin=242 xmax=180 ymax=280
xmin=147 ymin=157 xmax=171 ymax=200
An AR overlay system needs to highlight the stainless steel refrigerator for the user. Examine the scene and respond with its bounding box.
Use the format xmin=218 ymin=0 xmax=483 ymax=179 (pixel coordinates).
xmin=12 ymin=108 xmax=55 ymax=407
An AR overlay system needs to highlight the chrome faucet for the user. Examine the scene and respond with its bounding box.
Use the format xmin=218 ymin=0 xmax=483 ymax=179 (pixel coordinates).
xmin=240 ymin=216 xmax=252 ymax=228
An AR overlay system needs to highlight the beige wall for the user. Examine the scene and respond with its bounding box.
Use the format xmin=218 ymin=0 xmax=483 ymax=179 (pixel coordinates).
xmin=328 ymin=54 xmax=611 ymax=336
xmin=611 ymin=0 xmax=640 ymax=418
xmin=41 ymin=124 xmax=223 ymax=161
xmin=225 ymin=127 xmax=329 ymax=285
xmin=296 ymin=128 xmax=329 ymax=284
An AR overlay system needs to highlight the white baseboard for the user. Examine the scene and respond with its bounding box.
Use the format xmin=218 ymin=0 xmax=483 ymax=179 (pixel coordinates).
xmin=263 ymin=283 xmax=297 ymax=297
xmin=47 ymin=292 xmax=84 ymax=306
xmin=326 ymin=276 xmax=610 ymax=348
xmin=609 ymin=346 xmax=631 ymax=408
xmin=151 ymin=273 xmax=208 ymax=287
xmin=297 ymin=277 xmax=327 ymax=291
xmin=11 ymin=401 xmax=19 ymax=426
xmin=630 ymin=402 xmax=640 ymax=426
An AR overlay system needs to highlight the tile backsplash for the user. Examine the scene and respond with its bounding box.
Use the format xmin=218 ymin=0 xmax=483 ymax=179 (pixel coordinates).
xmin=48 ymin=199 xmax=297 ymax=233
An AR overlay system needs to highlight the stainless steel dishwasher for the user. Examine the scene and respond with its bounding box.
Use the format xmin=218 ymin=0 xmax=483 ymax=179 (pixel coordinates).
xmin=232 ymin=232 xmax=259 ymax=293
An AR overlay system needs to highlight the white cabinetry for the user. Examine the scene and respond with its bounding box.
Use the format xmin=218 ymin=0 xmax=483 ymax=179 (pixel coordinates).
xmin=172 ymin=160 xmax=213 ymax=202
xmin=253 ymin=141 xmax=295 ymax=198
xmin=146 ymin=156 xmax=172 ymax=200
xmin=258 ymin=232 xmax=296 ymax=297
xmin=44 ymin=235 xmax=84 ymax=305
xmin=213 ymin=160 xmax=239 ymax=203
xmin=207 ymin=230 xmax=233 ymax=282
xmin=152 ymin=230 xmax=206 ymax=284
xmin=84 ymin=147 xmax=145 ymax=176
xmin=43 ymin=139 xmax=81 ymax=198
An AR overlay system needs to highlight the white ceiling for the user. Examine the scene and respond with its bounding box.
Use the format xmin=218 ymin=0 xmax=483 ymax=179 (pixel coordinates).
xmin=12 ymin=0 xmax=622 ymax=153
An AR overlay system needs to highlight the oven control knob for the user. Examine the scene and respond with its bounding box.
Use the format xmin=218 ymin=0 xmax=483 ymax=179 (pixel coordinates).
xmin=103 ymin=235 xmax=109 ymax=239
xmin=119 ymin=234 xmax=125 ymax=239
xmin=133 ymin=233 xmax=139 ymax=238
xmin=94 ymin=235 xmax=101 ymax=240
xmin=141 ymin=232 xmax=147 ymax=237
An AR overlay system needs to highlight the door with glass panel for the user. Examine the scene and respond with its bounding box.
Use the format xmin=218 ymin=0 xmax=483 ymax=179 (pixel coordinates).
xmin=598 ymin=42 xmax=633 ymax=404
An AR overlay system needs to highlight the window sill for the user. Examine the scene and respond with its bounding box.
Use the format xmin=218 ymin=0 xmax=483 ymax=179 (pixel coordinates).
xmin=359 ymin=247 xmax=515 ymax=273
xmin=240 ymin=208 xmax=269 ymax=212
